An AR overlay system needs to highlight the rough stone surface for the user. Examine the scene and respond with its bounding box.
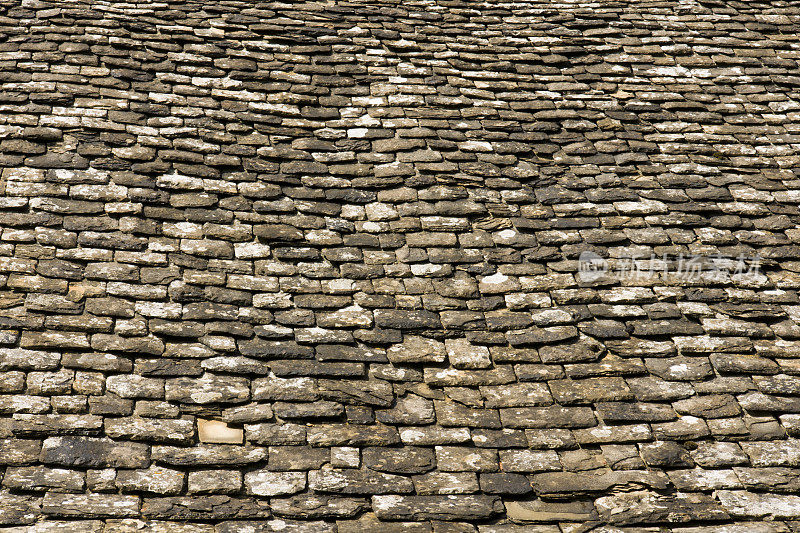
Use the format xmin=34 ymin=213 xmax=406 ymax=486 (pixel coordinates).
xmin=41 ymin=494 xmax=140 ymax=518
xmin=372 ymin=495 xmax=504 ymax=521
xmin=1 ymin=0 xmax=800 ymax=529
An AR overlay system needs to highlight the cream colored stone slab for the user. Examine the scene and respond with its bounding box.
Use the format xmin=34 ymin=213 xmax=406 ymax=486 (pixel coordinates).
xmin=197 ymin=418 xmax=243 ymax=444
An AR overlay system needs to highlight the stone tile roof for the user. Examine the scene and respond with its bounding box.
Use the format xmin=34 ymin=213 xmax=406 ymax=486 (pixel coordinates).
xmin=0 ymin=0 xmax=800 ymax=530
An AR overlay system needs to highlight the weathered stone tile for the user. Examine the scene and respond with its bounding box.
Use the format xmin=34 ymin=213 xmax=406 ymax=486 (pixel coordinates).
xmin=734 ymin=466 xmax=800 ymax=493
xmin=500 ymin=406 xmax=596 ymax=429
xmin=307 ymin=424 xmax=399 ymax=447
xmin=117 ymin=465 xmax=184 ymax=495
xmin=399 ymin=427 xmax=471 ymax=446
xmin=309 ymin=468 xmax=413 ymax=494
xmin=372 ymin=495 xmax=503 ymax=521
xmin=0 ymin=492 xmax=41 ymax=525
xmin=106 ymin=375 xmax=164 ymax=399
xmin=424 ymin=367 xmax=516 ymax=387
xmin=40 ymin=437 xmax=149 ymax=469
xmin=445 ymin=338 xmax=491 ymax=369
xmin=0 ymin=439 xmax=41 ymax=465
xmin=504 ymin=499 xmax=596 ymax=522
xmin=245 ymin=423 xmax=307 ymax=446
xmin=645 ymin=357 xmax=714 ymax=381
xmin=151 ymin=445 xmax=266 ymax=466
xmin=597 ymin=402 xmax=676 ymax=422
xmin=595 ymin=490 xmax=728 ymax=525
xmin=319 ymin=379 xmax=394 ymax=407
xmin=165 ymin=375 xmax=249 ymax=404
xmin=639 ymin=441 xmax=694 ymax=468
xmin=0 ymin=396 xmax=50 ymax=415
xmin=549 ymin=377 xmax=633 ymax=404
xmin=336 ymin=513 xmax=427 ymax=533
xmin=12 ymin=414 xmax=103 ymax=436
xmin=2 ymin=466 xmax=84 ymax=492
xmin=435 ymin=401 xmax=500 ymax=429
xmin=141 ymin=496 xmax=271 ymax=520
xmin=499 ymin=449 xmax=560 ymax=473
xmin=435 ymin=447 xmax=498 ymax=473
xmin=271 ymin=495 xmax=368 ymax=520
xmin=363 ymin=447 xmax=434 ymax=475
xmin=741 ymin=440 xmax=800 ymax=467
xmin=716 ymin=490 xmax=800 ymax=519
xmin=0 ymin=348 xmax=60 ymax=371
xmin=105 ymin=417 xmax=195 ymax=444
xmin=42 ymin=493 xmax=140 ymax=518
xmin=104 ymin=520 xmax=213 ymax=533
xmin=186 ymin=469 xmax=242 ymax=495
xmin=574 ymin=424 xmax=652 ymax=444
xmin=690 ymin=442 xmax=748 ymax=467
xmin=412 ymin=472 xmax=480 ymax=495
xmin=245 ymin=470 xmax=306 ymax=497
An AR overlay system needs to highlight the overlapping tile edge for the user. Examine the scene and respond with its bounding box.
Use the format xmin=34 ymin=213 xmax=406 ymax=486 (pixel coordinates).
xmin=1 ymin=0 xmax=800 ymax=531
